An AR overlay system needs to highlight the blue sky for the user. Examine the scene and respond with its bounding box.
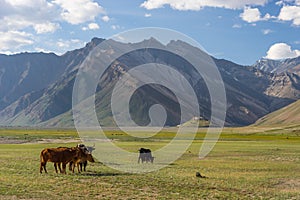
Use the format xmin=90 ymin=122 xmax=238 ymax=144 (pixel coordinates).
xmin=0 ymin=0 xmax=300 ymax=65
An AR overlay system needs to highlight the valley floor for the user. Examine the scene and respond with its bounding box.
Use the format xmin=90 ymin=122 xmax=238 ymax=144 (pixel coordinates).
xmin=0 ymin=127 xmax=299 ymax=199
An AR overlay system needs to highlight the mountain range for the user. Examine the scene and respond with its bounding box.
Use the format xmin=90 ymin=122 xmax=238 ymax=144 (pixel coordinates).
xmin=1 ymin=37 xmax=300 ymax=127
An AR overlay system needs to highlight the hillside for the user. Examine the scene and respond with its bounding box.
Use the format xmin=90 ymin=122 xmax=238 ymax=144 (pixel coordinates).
xmin=255 ymin=99 xmax=300 ymax=126
xmin=1 ymin=38 xmax=300 ymax=127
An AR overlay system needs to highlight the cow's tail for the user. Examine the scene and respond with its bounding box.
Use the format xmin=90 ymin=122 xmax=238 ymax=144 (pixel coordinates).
xmin=40 ymin=149 xmax=47 ymax=173
xmin=40 ymin=150 xmax=44 ymax=173
xmin=40 ymin=151 xmax=44 ymax=163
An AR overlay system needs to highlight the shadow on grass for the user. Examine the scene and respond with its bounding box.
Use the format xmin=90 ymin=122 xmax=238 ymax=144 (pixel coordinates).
xmin=82 ymin=171 xmax=132 ymax=177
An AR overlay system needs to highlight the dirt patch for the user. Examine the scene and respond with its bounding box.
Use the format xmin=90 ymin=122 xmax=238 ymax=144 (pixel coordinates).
xmin=0 ymin=137 xmax=81 ymax=144
xmin=33 ymin=138 xmax=81 ymax=144
xmin=0 ymin=137 xmax=113 ymax=144
xmin=0 ymin=138 xmax=27 ymax=144
xmin=275 ymin=179 xmax=300 ymax=192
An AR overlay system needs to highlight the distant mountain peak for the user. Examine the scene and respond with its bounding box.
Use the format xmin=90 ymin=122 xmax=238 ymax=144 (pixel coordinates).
xmin=134 ymin=37 xmax=165 ymax=47
xmin=253 ymin=55 xmax=300 ymax=74
xmin=85 ymin=37 xmax=105 ymax=49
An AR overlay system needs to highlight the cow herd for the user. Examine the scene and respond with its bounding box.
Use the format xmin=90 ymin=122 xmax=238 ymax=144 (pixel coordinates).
xmin=40 ymin=145 xmax=154 ymax=174
xmin=39 ymin=144 xmax=95 ymax=174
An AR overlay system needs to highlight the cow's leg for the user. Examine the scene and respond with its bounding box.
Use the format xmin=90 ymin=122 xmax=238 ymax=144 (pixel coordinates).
xmin=69 ymin=161 xmax=73 ymax=171
xmin=41 ymin=162 xmax=47 ymax=173
xmin=79 ymin=162 xmax=83 ymax=172
xmin=83 ymin=161 xmax=87 ymax=171
xmin=138 ymin=155 xmax=141 ymax=163
xmin=77 ymin=163 xmax=81 ymax=173
xmin=54 ymin=163 xmax=58 ymax=173
xmin=40 ymin=163 xmax=43 ymax=173
xmin=72 ymin=162 xmax=80 ymax=173
xmin=62 ymin=163 xmax=67 ymax=174
xmin=44 ymin=163 xmax=47 ymax=173
xmin=141 ymin=154 xmax=146 ymax=163
xmin=40 ymin=162 xmax=47 ymax=173
xmin=72 ymin=162 xmax=75 ymax=173
xmin=146 ymin=153 xmax=152 ymax=163
xmin=74 ymin=161 xmax=81 ymax=173
xmin=58 ymin=163 xmax=63 ymax=173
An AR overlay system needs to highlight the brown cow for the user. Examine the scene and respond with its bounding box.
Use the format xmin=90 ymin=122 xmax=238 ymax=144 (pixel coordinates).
xmin=69 ymin=144 xmax=95 ymax=173
xmin=70 ymin=152 xmax=95 ymax=173
xmin=40 ymin=147 xmax=89 ymax=174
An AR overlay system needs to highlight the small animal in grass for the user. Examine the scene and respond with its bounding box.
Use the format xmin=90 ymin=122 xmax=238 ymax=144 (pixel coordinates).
xmin=138 ymin=148 xmax=154 ymax=163
xmin=196 ymin=172 xmax=206 ymax=178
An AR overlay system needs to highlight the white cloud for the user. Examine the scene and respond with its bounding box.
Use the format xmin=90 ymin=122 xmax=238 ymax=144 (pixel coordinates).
xmin=0 ymin=0 xmax=60 ymax=52
xmin=0 ymin=0 xmax=107 ymax=53
xmin=262 ymin=29 xmax=273 ymax=35
xmin=1 ymin=0 xmax=105 ymax=28
xmin=278 ymin=5 xmax=300 ymax=26
xmin=102 ymin=15 xmax=110 ymax=22
xmin=232 ymin=24 xmax=242 ymax=28
xmin=240 ymin=7 xmax=274 ymax=23
xmin=263 ymin=13 xmax=275 ymax=20
xmin=240 ymin=7 xmax=261 ymax=23
xmin=34 ymin=47 xmax=52 ymax=53
xmin=57 ymin=41 xmax=68 ymax=48
xmin=140 ymin=0 xmax=268 ymax=10
xmin=265 ymin=43 xmax=300 ymax=60
xmin=145 ymin=13 xmax=152 ymax=17
xmin=52 ymin=0 xmax=105 ymax=24
xmin=0 ymin=0 xmax=59 ymax=31
xmin=82 ymin=23 xmax=100 ymax=31
xmin=6 ymin=0 xmax=38 ymax=6
xmin=33 ymin=22 xmax=60 ymax=34
xmin=276 ymin=0 xmax=298 ymax=6
xmin=88 ymin=23 xmax=99 ymax=30
xmin=111 ymin=25 xmax=120 ymax=30
xmin=56 ymin=39 xmax=83 ymax=50
xmin=0 ymin=31 xmax=33 ymax=51
xmin=275 ymin=1 xmax=284 ymax=6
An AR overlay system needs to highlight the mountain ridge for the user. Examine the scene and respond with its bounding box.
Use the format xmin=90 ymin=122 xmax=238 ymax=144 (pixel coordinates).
xmin=253 ymin=56 xmax=300 ymax=75
xmin=1 ymin=38 xmax=300 ymax=127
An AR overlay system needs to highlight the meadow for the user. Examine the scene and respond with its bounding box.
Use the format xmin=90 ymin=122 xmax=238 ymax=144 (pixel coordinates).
xmin=0 ymin=126 xmax=299 ymax=199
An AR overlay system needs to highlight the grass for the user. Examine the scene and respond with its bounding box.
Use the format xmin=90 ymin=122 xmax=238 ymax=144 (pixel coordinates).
xmin=0 ymin=127 xmax=299 ymax=199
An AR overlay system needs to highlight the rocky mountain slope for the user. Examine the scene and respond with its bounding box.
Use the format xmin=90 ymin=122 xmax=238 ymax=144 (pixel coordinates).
xmin=1 ymin=38 xmax=300 ymax=127
xmin=0 ymin=53 xmax=62 ymax=110
xmin=253 ymin=57 xmax=300 ymax=75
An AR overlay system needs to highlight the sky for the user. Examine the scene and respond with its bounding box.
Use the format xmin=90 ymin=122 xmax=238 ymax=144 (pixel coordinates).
xmin=0 ymin=0 xmax=300 ymax=65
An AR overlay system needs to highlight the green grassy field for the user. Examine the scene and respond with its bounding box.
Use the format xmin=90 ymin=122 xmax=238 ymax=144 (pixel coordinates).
xmin=0 ymin=127 xmax=299 ymax=199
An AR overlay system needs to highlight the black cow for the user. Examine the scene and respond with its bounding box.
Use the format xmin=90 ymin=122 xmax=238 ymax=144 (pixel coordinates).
xmin=138 ymin=148 xmax=154 ymax=163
